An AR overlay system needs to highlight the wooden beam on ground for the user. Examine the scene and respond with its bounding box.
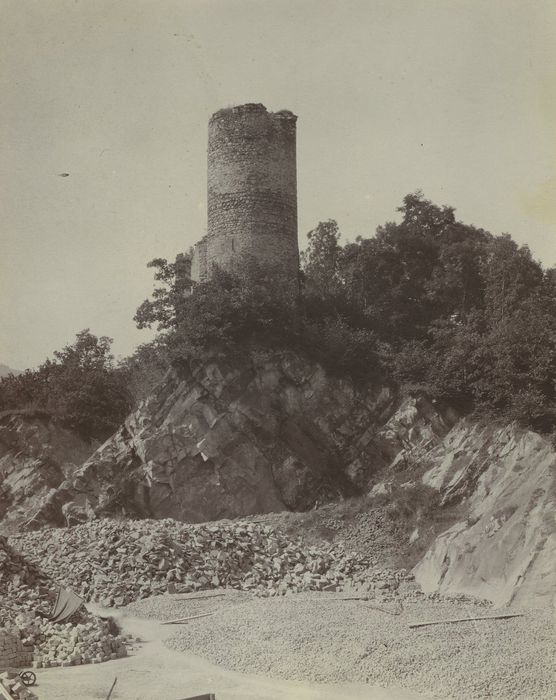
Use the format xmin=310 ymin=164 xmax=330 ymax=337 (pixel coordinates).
xmin=173 ymin=593 xmax=225 ymax=601
xmin=160 ymin=611 xmax=217 ymax=625
xmin=105 ymin=677 xmax=117 ymax=700
xmin=409 ymin=613 xmax=524 ymax=629
xmin=0 ymin=681 xmax=14 ymax=700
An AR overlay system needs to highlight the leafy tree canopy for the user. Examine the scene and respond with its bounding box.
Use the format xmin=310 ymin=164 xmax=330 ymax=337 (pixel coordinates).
xmin=0 ymin=330 xmax=132 ymax=441
xmin=4 ymin=192 xmax=551 ymax=440
xmin=136 ymin=192 xmax=555 ymax=433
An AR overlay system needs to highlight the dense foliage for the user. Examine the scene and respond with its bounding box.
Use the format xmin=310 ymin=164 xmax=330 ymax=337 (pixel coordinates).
xmin=308 ymin=194 xmax=555 ymax=430
xmin=134 ymin=251 xmax=382 ymax=380
xmin=0 ymin=330 xmax=132 ymax=441
xmin=2 ymin=193 xmax=553 ymax=439
xmin=136 ymin=193 xmax=556 ymax=432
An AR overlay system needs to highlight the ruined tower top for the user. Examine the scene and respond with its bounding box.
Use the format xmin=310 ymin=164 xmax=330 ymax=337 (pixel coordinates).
xmin=209 ymin=102 xmax=297 ymax=125
xmin=190 ymin=103 xmax=299 ymax=283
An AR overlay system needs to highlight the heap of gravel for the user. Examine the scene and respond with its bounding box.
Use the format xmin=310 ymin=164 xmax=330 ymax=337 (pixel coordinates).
xmin=124 ymin=589 xmax=251 ymax=622
xmin=247 ymin=504 xmax=407 ymax=564
xmin=129 ymin=592 xmax=554 ymax=700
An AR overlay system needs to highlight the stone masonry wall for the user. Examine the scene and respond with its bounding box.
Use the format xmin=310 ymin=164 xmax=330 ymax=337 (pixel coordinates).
xmin=0 ymin=629 xmax=33 ymax=669
xmin=192 ymin=103 xmax=299 ymax=282
xmin=190 ymin=235 xmax=208 ymax=283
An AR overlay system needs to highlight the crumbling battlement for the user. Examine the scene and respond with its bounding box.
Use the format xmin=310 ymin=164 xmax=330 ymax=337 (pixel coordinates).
xmin=191 ymin=103 xmax=299 ymax=282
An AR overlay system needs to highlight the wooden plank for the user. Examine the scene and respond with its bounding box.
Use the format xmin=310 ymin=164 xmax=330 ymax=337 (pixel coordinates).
xmin=173 ymin=593 xmax=225 ymax=601
xmin=160 ymin=611 xmax=217 ymax=625
xmin=409 ymin=613 xmax=524 ymax=629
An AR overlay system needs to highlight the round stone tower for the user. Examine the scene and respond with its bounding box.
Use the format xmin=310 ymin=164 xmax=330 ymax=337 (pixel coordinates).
xmin=196 ymin=103 xmax=299 ymax=281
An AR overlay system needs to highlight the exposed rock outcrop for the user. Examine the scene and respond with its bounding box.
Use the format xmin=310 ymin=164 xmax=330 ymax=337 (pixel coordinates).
xmin=4 ymin=350 xmax=554 ymax=608
xmin=24 ymin=351 xmax=454 ymax=527
xmin=0 ymin=410 xmax=97 ymax=534
xmin=413 ymin=420 xmax=556 ymax=607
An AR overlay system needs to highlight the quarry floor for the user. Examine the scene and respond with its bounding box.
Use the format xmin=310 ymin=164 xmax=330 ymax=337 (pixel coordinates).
xmin=31 ymin=605 xmax=419 ymax=700
xmin=30 ymin=594 xmax=554 ymax=700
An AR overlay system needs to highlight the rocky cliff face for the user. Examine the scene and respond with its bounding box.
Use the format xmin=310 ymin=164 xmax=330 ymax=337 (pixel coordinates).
xmin=27 ymin=351 xmax=430 ymax=527
xmin=413 ymin=421 xmax=556 ymax=608
xmin=4 ymin=351 xmax=554 ymax=608
xmin=0 ymin=410 xmax=96 ymax=534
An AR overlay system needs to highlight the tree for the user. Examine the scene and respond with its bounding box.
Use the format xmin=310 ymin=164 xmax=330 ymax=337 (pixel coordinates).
xmin=398 ymin=190 xmax=456 ymax=232
xmin=338 ymin=194 xmax=468 ymax=342
xmin=134 ymin=255 xmax=191 ymax=332
xmin=134 ymin=192 xmax=556 ymax=433
xmin=481 ymin=235 xmax=544 ymax=323
xmin=473 ymin=295 xmax=556 ymax=429
xmin=136 ymin=256 xmax=300 ymax=362
xmin=118 ymin=340 xmax=170 ymax=405
xmin=0 ymin=330 xmax=132 ymax=441
xmin=45 ymin=330 xmax=132 ymax=440
xmin=301 ymin=220 xmax=343 ymax=295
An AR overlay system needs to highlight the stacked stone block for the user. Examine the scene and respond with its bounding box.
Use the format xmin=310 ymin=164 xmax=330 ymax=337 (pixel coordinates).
xmin=20 ymin=618 xmax=128 ymax=668
xmin=190 ymin=235 xmax=208 ymax=282
xmin=0 ymin=629 xmax=32 ymax=669
xmin=0 ymin=535 xmax=129 ymax=671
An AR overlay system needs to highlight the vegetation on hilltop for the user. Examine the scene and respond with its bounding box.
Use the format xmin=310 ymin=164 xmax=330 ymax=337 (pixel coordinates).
xmin=135 ymin=192 xmax=556 ymax=433
xmin=1 ymin=193 xmax=554 ymax=437
xmin=0 ymin=330 xmax=131 ymax=441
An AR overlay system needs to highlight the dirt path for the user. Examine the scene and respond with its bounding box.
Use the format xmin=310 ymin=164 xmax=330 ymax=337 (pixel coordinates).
xmin=32 ymin=605 xmax=422 ymax=700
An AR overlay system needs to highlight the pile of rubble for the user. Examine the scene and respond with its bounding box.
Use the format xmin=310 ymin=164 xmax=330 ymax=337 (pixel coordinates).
xmin=10 ymin=518 xmax=414 ymax=607
xmin=0 ymin=535 xmax=50 ymax=622
xmin=0 ymin=672 xmax=37 ymax=700
xmin=15 ymin=615 xmax=127 ymax=668
xmin=0 ymin=536 xmax=127 ymax=671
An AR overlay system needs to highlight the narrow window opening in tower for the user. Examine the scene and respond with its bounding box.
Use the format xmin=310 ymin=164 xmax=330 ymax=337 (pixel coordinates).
xmin=231 ymin=238 xmax=235 ymax=252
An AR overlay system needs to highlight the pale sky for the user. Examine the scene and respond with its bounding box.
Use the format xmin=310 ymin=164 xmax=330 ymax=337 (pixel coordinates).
xmin=1 ymin=0 xmax=555 ymax=370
